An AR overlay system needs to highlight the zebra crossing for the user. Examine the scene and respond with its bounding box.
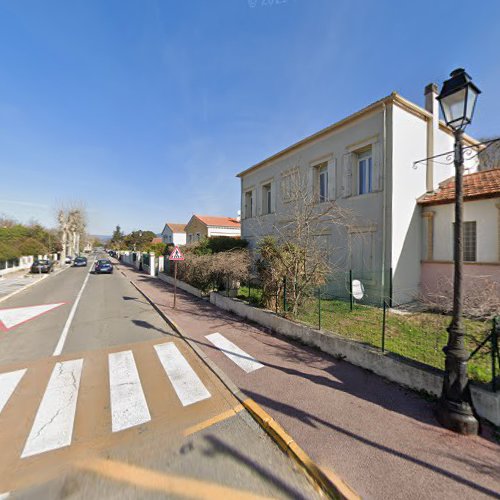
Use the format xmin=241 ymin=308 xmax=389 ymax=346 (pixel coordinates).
xmin=0 ymin=334 xmax=264 ymax=463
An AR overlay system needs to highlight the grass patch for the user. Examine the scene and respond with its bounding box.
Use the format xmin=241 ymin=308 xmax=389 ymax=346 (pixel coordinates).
xmin=237 ymin=285 xmax=494 ymax=385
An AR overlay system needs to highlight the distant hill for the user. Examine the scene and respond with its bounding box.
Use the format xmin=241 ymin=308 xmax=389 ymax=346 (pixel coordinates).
xmin=91 ymin=235 xmax=111 ymax=242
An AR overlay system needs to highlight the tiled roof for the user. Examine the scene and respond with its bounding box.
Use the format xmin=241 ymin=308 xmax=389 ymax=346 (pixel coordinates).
xmin=165 ymin=223 xmax=186 ymax=233
xmin=418 ymin=169 xmax=500 ymax=206
xmin=151 ymin=237 xmax=163 ymax=244
xmin=194 ymin=215 xmax=241 ymax=228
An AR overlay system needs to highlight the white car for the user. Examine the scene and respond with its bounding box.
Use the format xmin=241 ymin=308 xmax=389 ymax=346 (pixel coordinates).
xmin=65 ymin=255 xmax=73 ymax=264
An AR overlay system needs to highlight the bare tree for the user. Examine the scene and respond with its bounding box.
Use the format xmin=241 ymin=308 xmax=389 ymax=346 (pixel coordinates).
xmin=250 ymin=170 xmax=356 ymax=315
xmin=477 ymin=137 xmax=500 ymax=171
xmin=57 ymin=204 xmax=87 ymax=263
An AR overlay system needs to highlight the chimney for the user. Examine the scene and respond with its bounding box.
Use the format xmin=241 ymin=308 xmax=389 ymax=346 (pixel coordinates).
xmin=424 ymin=83 xmax=439 ymax=192
xmin=236 ymin=209 xmax=241 ymax=223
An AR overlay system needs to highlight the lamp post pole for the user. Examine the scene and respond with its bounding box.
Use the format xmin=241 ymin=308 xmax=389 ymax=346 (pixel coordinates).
xmin=436 ymin=128 xmax=478 ymax=435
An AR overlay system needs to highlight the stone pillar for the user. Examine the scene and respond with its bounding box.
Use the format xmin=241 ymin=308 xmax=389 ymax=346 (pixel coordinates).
xmin=150 ymin=252 xmax=156 ymax=277
xmin=158 ymin=255 xmax=164 ymax=273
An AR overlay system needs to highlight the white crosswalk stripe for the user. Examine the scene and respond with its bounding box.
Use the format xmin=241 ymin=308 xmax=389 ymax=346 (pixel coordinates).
xmin=0 ymin=342 xmax=214 ymax=460
xmin=109 ymin=350 xmax=151 ymax=432
xmin=205 ymin=332 xmax=264 ymax=373
xmin=154 ymin=343 xmax=211 ymax=406
xmin=21 ymin=359 xmax=83 ymax=458
xmin=0 ymin=369 xmax=26 ymax=414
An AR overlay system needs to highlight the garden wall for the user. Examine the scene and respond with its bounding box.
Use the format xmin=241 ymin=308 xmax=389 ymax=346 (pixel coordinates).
xmin=210 ymin=291 xmax=500 ymax=426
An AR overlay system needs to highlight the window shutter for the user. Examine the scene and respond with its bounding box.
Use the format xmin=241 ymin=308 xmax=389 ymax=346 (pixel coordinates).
xmin=342 ymin=153 xmax=352 ymax=198
xmin=329 ymin=159 xmax=336 ymax=200
xmin=372 ymin=142 xmax=383 ymax=191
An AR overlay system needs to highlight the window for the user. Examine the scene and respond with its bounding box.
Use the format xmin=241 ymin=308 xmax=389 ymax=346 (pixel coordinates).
xmin=452 ymin=221 xmax=477 ymax=262
xmin=244 ymin=190 xmax=254 ymax=218
xmin=196 ymin=232 xmax=201 ymax=242
xmin=313 ymin=162 xmax=328 ymax=203
xmin=281 ymin=168 xmax=299 ymax=202
xmin=464 ymin=221 xmax=477 ymax=262
xmin=262 ymin=183 xmax=272 ymax=214
xmin=319 ymin=165 xmax=328 ymax=202
xmin=357 ymin=151 xmax=373 ymax=195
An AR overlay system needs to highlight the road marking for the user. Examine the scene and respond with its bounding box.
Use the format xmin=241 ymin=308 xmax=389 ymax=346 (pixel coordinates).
xmin=52 ymin=260 xmax=95 ymax=356
xmin=0 ymin=369 xmax=27 ymax=414
xmin=183 ymin=404 xmax=244 ymax=436
xmin=109 ymin=350 xmax=151 ymax=432
xmin=154 ymin=343 xmax=211 ymax=406
xmin=77 ymin=457 xmax=269 ymax=500
xmin=21 ymin=359 xmax=83 ymax=458
xmin=205 ymin=333 xmax=264 ymax=373
xmin=0 ymin=303 xmax=65 ymax=332
xmin=0 ymin=492 xmax=10 ymax=499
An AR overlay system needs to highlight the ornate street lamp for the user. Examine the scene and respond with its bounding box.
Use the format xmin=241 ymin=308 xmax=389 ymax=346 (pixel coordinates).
xmin=435 ymin=68 xmax=481 ymax=435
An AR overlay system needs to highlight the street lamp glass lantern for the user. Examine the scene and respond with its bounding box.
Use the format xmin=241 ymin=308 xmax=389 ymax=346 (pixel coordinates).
xmin=437 ymin=68 xmax=480 ymax=131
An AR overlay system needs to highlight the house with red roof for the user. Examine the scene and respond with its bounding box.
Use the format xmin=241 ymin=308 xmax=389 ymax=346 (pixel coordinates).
xmin=160 ymin=222 xmax=187 ymax=246
xmin=184 ymin=215 xmax=241 ymax=244
xmin=418 ymin=168 xmax=500 ymax=298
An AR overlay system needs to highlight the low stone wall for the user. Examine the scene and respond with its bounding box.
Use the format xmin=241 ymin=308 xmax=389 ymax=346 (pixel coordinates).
xmin=158 ymin=273 xmax=204 ymax=299
xmin=209 ymin=292 xmax=500 ymax=426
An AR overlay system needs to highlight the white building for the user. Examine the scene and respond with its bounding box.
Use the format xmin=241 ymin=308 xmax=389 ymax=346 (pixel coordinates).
xmin=237 ymin=86 xmax=482 ymax=305
xmin=161 ymin=223 xmax=187 ymax=246
xmin=418 ymin=169 xmax=500 ymax=297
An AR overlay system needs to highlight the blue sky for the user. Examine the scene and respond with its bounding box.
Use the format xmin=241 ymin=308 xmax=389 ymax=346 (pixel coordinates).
xmin=1 ymin=0 xmax=499 ymax=235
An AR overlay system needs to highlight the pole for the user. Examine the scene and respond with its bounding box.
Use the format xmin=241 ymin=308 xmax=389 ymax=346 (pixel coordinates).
xmin=382 ymin=300 xmax=387 ymax=352
xmin=318 ymin=286 xmax=321 ymax=330
xmin=173 ymin=261 xmax=177 ymax=309
xmin=492 ymin=317 xmax=498 ymax=393
xmin=436 ymin=129 xmax=478 ymax=435
xmin=349 ymin=270 xmax=353 ymax=311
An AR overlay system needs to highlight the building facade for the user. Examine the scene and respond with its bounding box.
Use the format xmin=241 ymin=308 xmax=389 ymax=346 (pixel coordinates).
xmin=184 ymin=215 xmax=241 ymax=244
xmin=161 ymin=223 xmax=187 ymax=246
xmin=418 ymin=169 xmax=500 ymax=298
xmin=237 ymin=88 xmax=481 ymax=304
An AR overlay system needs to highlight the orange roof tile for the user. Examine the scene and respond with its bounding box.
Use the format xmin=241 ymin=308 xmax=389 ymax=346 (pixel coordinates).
xmin=418 ymin=169 xmax=500 ymax=206
xmin=194 ymin=215 xmax=241 ymax=228
xmin=151 ymin=237 xmax=163 ymax=244
xmin=165 ymin=223 xmax=186 ymax=233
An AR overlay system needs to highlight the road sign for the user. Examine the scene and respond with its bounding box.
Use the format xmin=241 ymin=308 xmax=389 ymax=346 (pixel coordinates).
xmin=352 ymin=279 xmax=364 ymax=300
xmin=169 ymin=246 xmax=185 ymax=261
xmin=0 ymin=303 xmax=65 ymax=332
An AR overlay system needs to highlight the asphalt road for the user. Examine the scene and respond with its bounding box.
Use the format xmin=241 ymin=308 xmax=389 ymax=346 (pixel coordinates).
xmin=0 ymin=253 xmax=318 ymax=499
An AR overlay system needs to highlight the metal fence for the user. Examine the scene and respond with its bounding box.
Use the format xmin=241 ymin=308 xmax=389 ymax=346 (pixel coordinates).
xmin=235 ymin=274 xmax=498 ymax=391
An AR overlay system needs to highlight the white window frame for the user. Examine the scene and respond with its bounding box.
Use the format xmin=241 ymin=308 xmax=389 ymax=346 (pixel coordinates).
xmin=454 ymin=221 xmax=477 ymax=262
xmin=357 ymin=150 xmax=373 ymax=196
xmin=244 ymin=189 xmax=254 ymax=219
xmin=261 ymin=182 xmax=273 ymax=215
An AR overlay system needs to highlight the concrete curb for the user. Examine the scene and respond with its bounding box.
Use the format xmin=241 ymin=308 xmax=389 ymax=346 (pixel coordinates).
xmin=128 ymin=276 xmax=360 ymax=500
xmin=0 ymin=265 xmax=71 ymax=305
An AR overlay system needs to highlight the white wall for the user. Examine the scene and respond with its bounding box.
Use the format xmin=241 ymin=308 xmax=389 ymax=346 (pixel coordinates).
xmin=162 ymin=227 xmax=187 ymax=246
xmin=426 ymin=198 xmax=499 ymax=262
xmin=207 ymin=227 xmax=241 ymax=238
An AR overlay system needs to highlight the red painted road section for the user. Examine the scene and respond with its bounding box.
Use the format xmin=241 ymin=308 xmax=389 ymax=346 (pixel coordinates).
xmin=0 ymin=303 xmax=66 ymax=332
xmin=119 ymin=264 xmax=500 ymax=500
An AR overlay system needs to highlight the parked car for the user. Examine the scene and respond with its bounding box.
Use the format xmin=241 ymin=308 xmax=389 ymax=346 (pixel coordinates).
xmin=94 ymin=259 xmax=113 ymax=274
xmin=73 ymin=256 xmax=88 ymax=267
xmin=65 ymin=255 xmax=73 ymax=264
xmin=30 ymin=259 xmax=54 ymax=274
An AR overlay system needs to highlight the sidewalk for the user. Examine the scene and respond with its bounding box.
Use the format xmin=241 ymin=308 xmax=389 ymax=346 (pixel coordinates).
xmin=119 ymin=265 xmax=500 ymax=500
xmin=0 ymin=265 xmax=68 ymax=303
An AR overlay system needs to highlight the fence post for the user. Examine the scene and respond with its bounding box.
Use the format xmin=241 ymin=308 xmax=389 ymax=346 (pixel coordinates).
xmin=318 ymin=286 xmax=321 ymax=330
xmin=493 ymin=317 xmax=499 ymax=393
xmin=382 ymin=300 xmax=387 ymax=352
xmin=275 ymin=287 xmax=279 ymax=314
xmin=248 ymin=275 xmax=251 ymax=301
xmin=389 ymin=267 xmax=393 ymax=308
xmin=283 ymin=277 xmax=287 ymax=313
xmin=349 ymin=270 xmax=353 ymax=311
